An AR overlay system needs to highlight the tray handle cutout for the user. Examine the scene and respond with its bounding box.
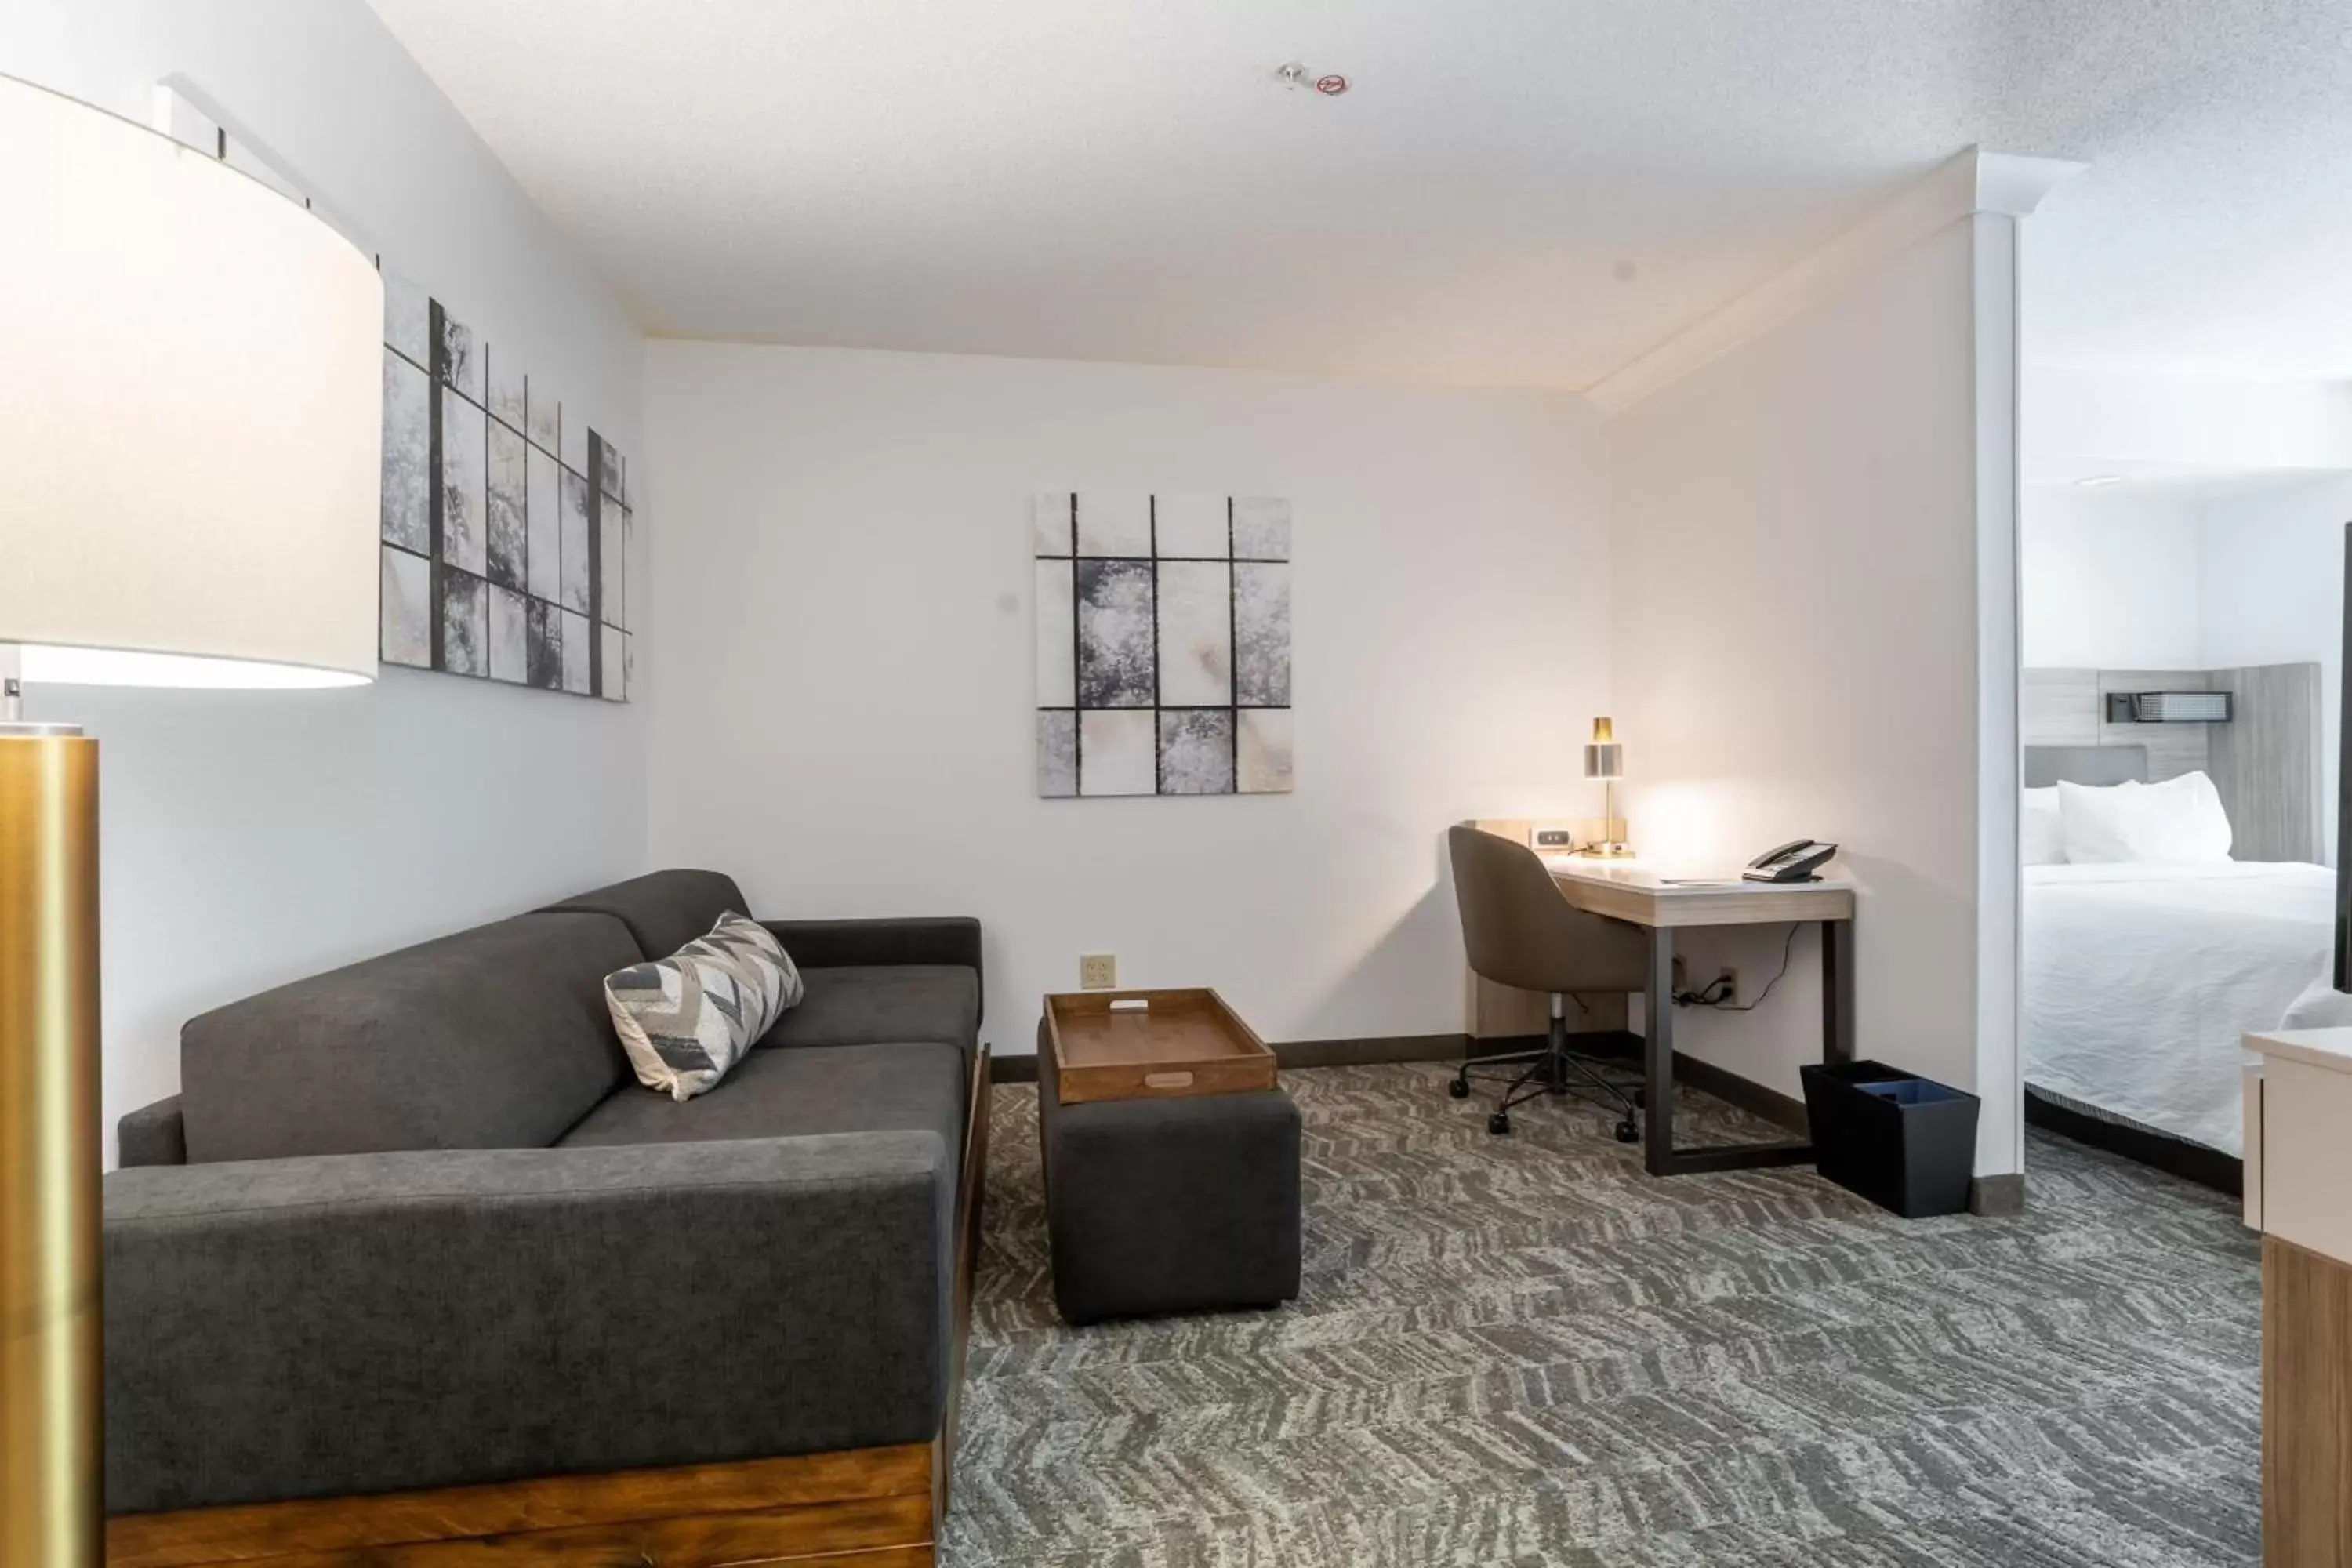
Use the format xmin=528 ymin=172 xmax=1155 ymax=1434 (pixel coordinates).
xmin=1142 ymin=1070 xmax=1194 ymax=1091
xmin=1109 ymin=998 xmax=1150 ymax=1013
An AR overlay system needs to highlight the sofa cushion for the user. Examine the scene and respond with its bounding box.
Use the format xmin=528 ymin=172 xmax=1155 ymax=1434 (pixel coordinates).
xmin=180 ymin=912 xmax=642 ymax=1164
xmin=607 ymin=913 xmax=804 ymax=1102
xmin=538 ymin=869 xmax=749 ymax=963
xmin=758 ymin=965 xmax=979 ymax=1055
xmin=559 ymin=1041 xmax=966 ymax=1166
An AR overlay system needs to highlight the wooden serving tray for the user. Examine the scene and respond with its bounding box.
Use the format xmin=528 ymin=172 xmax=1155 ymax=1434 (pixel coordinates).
xmin=1044 ymin=989 xmax=1275 ymax=1105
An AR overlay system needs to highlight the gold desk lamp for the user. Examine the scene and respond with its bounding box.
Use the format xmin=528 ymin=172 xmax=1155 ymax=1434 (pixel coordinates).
xmin=1 ymin=74 xmax=379 ymax=1564
xmin=1577 ymin=717 xmax=1634 ymax=858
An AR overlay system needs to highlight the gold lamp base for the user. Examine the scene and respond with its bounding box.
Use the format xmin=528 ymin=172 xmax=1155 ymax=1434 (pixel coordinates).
xmin=1 ymin=727 xmax=103 ymax=1568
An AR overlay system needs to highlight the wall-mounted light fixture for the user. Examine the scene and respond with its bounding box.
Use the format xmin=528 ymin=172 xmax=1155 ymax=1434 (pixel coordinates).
xmin=2105 ymin=691 xmax=2232 ymax=723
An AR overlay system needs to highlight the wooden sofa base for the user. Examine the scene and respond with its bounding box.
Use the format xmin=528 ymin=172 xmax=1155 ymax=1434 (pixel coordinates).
xmin=108 ymin=1047 xmax=994 ymax=1568
xmin=107 ymin=1442 xmax=943 ymax=1567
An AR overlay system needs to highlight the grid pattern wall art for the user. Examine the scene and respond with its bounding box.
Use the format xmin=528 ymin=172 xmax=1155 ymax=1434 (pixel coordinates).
xmin=1034 ymin=492 xmax=1293 ymax=797
xmin=378 ymin=268 xmax=636 ymax=700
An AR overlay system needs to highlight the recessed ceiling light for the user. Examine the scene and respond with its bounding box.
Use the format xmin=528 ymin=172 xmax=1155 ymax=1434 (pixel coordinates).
xmin=2075 ymin=474 xmax=2127 ymax=488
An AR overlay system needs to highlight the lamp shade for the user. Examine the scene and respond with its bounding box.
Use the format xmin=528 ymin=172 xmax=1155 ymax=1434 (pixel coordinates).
xmin=0 ymin=74 xmax=380 ymax=688
xmin=1584 ymin=716 xmax=1622 ymax=780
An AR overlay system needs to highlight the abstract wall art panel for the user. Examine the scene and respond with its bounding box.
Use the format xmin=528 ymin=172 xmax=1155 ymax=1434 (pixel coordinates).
xmin=559 ymin=470 xmax=592 ymax=615
xmin=1233 ymin=561 xmax=1292 ymax=706
xmin=380 ymin=545 xmax=430 ymax=670
xmin=486 ymin=344 xmax=526 ymax=432
xmin=1076 ymin=558 xmax=1156 ymax=709
xmin=1080 ymin=709 xmax=1157 ymax=796
xmin=1153 ymin=560 xmax=1232 ymax=706
xmin=1035 ymin=492 xmax=1293 ymax=797
xmin=561 ymin=608 xmax=591 ymax=694
xmin=526 ymin=599 xmax=562 ymax=690
xmin=379 ymin=350 xmax=430 ymax=554
xmin=442 ymin=569 xmax=488 ymax=677
xmin=1157 ymin=708 xmax=1235 ymax=794
xmin=1237 ymin=707 xmax=1294 ymax=793
xmin=488 ymin=584 xmax=529 ymax=684
xmin=437 ymin=386 xmax=486 ymax=576
xmin=376 ymin=268 xmax=636 ymax=700
xmin=1037 ymin=710 xmax=1077 ymax=798
xmin=525 ymin=445 xmax=560 ymax=602
xmin=436 ymin=306 xmax=480 ymax=403
xmin=486 ymin=420 xmax=528 ymax=591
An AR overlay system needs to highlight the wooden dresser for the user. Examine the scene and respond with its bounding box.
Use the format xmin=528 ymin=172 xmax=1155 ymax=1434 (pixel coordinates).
xmin=2244 ymin=1027 xmax=2352 ymax=1567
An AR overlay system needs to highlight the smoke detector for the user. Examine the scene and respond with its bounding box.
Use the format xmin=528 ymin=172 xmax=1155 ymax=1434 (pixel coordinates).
xmin=1276 ymin=61 xmax=1349 ymax=96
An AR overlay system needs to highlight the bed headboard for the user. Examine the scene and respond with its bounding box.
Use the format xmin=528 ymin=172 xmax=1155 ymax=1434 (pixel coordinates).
xmin=2021 ymin=662 xmax=2323 ymax=862
xmin=2023 ymin=745 xmax=2147 ymax=788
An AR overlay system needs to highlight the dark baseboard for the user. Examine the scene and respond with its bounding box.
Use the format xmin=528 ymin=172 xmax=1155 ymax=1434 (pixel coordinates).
xmin=1968 ymin=1174 xmax=2027 ymax=1216
xmin=1276 ymin=1033 xmax=1472 ymax=1069
xmin=1669 ymin=1052 xmax=1809 ymax=1134
xmin=992 ymin=1031 xmax=1811 ymax=1137
xmin=2024 ymin=1089 xmax=2242 ymax=1198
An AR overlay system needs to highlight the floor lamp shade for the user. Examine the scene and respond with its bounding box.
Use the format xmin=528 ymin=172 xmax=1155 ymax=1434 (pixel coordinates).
xmin=0 ymin=73 xmax=381 ymax=686
xmin=0 ymin=74 xmax=380 ymax=1567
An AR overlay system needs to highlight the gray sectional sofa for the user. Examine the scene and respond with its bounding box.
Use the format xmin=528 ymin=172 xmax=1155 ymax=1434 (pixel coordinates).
xmin=103 ymin=869 xmax=989 ymax=1566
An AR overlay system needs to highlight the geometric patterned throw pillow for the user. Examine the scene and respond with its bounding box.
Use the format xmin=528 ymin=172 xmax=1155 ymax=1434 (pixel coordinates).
xmin=604 ymin=911 xmax=804 ymax=1102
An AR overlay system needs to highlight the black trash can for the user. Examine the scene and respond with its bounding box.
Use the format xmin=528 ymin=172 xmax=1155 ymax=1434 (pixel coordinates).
xmin=1800 ymin=1060 xmax=1980 ymax=1218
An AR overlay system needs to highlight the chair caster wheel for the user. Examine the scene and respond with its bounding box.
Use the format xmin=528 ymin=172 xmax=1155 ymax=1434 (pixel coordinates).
xmin=1448 ymin=1077 xmax=1469 ymax=1099
xmin=1487 ymin=1112 xmax=1511 ymax=1135
xmin=1616 ymin=1120 xmax=1639 ymax=1144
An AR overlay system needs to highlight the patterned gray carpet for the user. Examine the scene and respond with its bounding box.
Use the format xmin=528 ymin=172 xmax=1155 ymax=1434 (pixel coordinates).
xmin=942 ymin=1062 xmax=2261 ymax=1567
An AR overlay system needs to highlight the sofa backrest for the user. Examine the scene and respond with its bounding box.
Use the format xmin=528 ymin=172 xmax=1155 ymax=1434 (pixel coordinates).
xmin=178 ymin=911 xmax=644 ymax=1163
xmin=535 ymin=869 xmax=750 ymax=960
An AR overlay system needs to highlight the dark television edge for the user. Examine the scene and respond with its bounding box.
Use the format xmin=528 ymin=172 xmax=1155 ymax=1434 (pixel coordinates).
xmin=2339 ymin=521 xmax=2351 ymax=992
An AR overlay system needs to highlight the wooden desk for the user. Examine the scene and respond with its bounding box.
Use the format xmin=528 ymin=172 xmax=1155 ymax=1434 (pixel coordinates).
xmin=2242 ymin=1026 xmax=2352 ymax=1566
xmin=1547 ymin=859 xmax=1857 ymax=1178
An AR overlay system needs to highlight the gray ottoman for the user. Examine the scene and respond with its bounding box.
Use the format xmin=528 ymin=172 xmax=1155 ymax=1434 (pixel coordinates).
xmin=1036 ymin=1015 xmax=1302 ymax=1324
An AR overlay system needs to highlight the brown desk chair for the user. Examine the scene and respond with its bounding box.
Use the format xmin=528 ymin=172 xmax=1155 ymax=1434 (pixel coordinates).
xmin=1447 ymin=823 xmax=1649 ymax=1138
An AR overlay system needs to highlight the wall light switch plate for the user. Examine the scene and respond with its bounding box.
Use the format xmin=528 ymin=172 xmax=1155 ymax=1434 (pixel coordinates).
xmin=1079 ymin=953 xmax=1118 ymax=990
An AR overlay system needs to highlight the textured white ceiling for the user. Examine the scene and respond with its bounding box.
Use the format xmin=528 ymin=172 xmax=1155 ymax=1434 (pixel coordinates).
xmin=366 ymin=0 xmax=2352 ymax=387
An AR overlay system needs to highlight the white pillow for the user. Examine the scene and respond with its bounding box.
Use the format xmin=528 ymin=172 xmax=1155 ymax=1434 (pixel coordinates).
xmin=2021 ymin=786 xmax=2065 ymax=865
xmin=2279 ymin=968 xmax=2352 ymax=1032
xmin=2058 ymin=771 xmax=2232 ymax=864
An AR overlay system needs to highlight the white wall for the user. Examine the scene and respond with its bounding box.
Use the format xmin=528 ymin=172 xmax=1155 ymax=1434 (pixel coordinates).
xmin=643 ymin=343 xmax=1610 ymax=1053
xmin=2 ymin=1 xmax=649 ymax=1163
xmin=1608 ymin=220 xmax=2009 ymax=1167
xmin=2019 ymin=472 xmax=2350 ymax=863
xmin=2020 ymin=487 xmax=2203 ymax=668
xmin=2028 ymin=365 xmax=2352 ymax=475
xmin=2196 ymin=474 xmax=2352 ymax=864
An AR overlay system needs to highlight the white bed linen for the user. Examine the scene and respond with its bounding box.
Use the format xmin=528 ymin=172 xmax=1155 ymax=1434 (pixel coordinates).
xmin=2023 ymin=860 xmax=2335 ymax=1156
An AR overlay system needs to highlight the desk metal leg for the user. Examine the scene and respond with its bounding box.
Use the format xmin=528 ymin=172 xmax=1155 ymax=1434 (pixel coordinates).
xmin=1823 ymin=918 xmax=1855 ymax=1064
xmin=1643 ymin=920 xmax=1824 ymax=1179
xmin=1644 ymin=927 xmax=1675 ymax=1175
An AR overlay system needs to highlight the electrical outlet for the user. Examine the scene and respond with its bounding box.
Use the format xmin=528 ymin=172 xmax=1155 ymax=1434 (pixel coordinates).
xmin=1079 ymin=953 xmax=1118 ymax=990
xmin=1719 ymin=967 xmax=1740 ymax=1006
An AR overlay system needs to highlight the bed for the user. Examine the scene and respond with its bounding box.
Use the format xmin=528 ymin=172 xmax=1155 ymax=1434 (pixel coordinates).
xmin=2020 ymin=702 xmax=2333 ymax=1187
xmin=2023 ymin=858 xmax=2333 ymax=1158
